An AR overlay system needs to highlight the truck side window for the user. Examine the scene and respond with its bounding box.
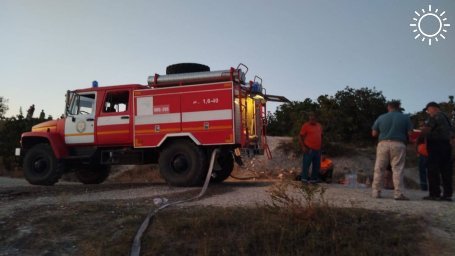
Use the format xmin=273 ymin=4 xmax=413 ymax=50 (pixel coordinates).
xmin=103 ymin=91 xmax=129 ymax=113
xmin=72 ymin=93 xmax=95 ymax=115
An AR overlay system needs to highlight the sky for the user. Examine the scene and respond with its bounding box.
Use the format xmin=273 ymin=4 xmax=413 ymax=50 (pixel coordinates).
xmin=1 ymin=0 xmax=454 ymax=118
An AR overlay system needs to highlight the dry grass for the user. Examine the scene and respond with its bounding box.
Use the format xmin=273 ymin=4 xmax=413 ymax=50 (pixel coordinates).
xmin=144 ymin=206 xmax=423 ymax=256
xmin=140 ymin=181 xmax=424 ymax=255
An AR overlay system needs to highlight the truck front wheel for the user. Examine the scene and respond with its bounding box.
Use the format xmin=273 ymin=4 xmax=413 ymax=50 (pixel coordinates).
xmin=23 ymin=143 xmax=63 ymax=186
xmin=75 ymin=165 xmax=111 ymax=184
xmin=159 ymin=141 xmax=207 ymax=186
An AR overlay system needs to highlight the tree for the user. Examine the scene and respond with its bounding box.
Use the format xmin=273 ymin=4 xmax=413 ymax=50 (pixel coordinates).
xmin=0 ymin=116 xmax=41 ymax=170
xmin=266 ymin=86 xmax=388 ymax=145
xmin=17 ymin=107 xmax=24 ymax=120
xmin=39 ymin=110 xmax=45 ymax=120
xmin=410 ymin=96 xmax=455 ymax=128
xmin=438 ymin=97 xmax=455 ymax=126
xmin=449 ymin=96 xmax=455 ymax=126
xmin=267 ymin=99 xmax=319 ymax=136
xmin=26 ymin=104 xmax=35 ymax=120
xmin=0 ymin=96 xmax=8 ymax=119
xmin=326 ymin=87 xmax=387 ymax=142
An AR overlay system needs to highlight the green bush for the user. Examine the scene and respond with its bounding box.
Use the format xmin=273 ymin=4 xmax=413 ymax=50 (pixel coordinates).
xmin=268 ymin=87 xmax=387 ymax=145
xmin=0 ymin=117 xmax=43 ymax=170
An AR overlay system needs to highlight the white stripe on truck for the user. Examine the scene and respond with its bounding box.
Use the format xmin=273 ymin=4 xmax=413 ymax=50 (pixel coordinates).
xmin=135 ymin=113 xmax=181 ymax=125
xmin=134 ymin=109 xmax=232 ymax=125
xmin=182 ymin=109 xmax=232 ymax=122
xmin=97 ymin=116 xmax=130 ymax=126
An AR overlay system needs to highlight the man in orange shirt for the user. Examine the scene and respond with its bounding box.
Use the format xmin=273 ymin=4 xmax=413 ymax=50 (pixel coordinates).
xmin=299 ymin=112 xmax=323 ymax=183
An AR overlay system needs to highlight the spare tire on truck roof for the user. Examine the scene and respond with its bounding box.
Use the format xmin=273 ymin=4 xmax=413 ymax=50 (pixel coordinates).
xmin=166 ymin=63 xmax=210 ymax=75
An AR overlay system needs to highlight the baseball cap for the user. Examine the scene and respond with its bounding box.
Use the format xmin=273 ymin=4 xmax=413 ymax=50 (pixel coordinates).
xmin=425 ymin=102 xmax=440 ymax=110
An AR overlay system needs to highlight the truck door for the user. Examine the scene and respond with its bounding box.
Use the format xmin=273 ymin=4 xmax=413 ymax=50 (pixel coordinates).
xmin=65 ymin=92 xmax=97 ymax=144
xmin=96 ymin=90 xmax=132 ymax=145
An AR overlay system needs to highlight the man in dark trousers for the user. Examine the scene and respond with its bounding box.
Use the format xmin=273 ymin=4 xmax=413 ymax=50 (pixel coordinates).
xmin=298 ymin=112 xmax=323 ymax=183
xmin=422 ymin=102 xmax=453 ymax=201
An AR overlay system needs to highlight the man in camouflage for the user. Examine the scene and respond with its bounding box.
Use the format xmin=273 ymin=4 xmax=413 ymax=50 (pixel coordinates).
xmin=422 ymin=102 xmax=453 ymax=201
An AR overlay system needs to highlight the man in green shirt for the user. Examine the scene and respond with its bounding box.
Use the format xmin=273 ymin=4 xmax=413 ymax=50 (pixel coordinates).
xmin=371 ymin=101 xmax=413 ymax=200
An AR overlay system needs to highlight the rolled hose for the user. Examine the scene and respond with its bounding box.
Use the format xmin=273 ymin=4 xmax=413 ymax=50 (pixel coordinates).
xmin=130 ymin=149 xmax=220 ymax=256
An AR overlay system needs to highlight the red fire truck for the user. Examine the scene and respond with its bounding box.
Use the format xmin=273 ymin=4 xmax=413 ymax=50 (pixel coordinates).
xmin=16 ymin=63 xmax=288 ymax=186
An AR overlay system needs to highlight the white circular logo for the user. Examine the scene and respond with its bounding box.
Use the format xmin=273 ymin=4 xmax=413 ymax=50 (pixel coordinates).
xmin=410 ymin=5 xmax=451 ymax=46
xmin=76 ymin=120 xmax=86 ymax=133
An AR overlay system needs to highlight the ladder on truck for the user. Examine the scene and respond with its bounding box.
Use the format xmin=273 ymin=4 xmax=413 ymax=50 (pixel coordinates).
xmin=238 ymin=85 xmax=249 ymax=148
xmin=261 ymin=102 xmax=272 ymax=159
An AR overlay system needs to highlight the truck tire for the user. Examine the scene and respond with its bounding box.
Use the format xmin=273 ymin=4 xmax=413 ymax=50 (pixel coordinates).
xmin=23 ymin=143 xmax=63 ymax=186
xmin=166 ymin=63 xmax=210 ymax=75
xmin=159 ymin=140 xmax=207 ymax=186
xmin=210 ymin=151 xmax=234 ymax=183
xmin=75 ymin=165 xmax=110 ymax=184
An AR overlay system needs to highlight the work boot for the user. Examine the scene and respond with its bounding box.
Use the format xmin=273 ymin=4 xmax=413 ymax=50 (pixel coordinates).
xmin=440 ymin=197 xmax=453 ymax=202
xmin=423 ymin=196 xmax=441 ymax=201
xmin=394 ymin=195 xmax=410 ymax=201
xmin=372 ymin=191 xmax=381 ymax=199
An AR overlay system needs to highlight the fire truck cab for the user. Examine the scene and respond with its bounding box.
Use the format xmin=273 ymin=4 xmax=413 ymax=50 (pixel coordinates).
xmin=17 ymin=63 xmax=289 ymax=186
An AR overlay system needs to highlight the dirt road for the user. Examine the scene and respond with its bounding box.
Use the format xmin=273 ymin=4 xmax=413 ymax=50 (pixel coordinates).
xmin=1 ymin=176 xmax=454 ymax=222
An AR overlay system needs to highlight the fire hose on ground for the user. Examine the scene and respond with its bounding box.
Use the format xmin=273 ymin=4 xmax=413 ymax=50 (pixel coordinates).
xmin=229 ymin=172 xmax=260 ymax=180
xmin=130 ymin=148 xmax=220 ymax=256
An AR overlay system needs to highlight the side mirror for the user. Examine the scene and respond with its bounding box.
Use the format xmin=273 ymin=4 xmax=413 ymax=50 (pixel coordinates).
xmin=65 ymin=91 xmax=80 ymax=116
xmin=65 ymin=90 xmax=71 ymax=116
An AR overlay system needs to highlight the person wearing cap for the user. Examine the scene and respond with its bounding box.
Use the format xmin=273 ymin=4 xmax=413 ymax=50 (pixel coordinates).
xmin=371 ymin=101 xmax=413 ymax=200
xmin=421 ymin=102 xmax=453 ymax=201
xmin=299 ymin=112 xmax=323 ymax=184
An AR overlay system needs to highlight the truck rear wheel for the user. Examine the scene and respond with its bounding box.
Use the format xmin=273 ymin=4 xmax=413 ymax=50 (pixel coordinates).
xmin=75 ymin=165 xmax=110 ymax=184
xmin=210 ymin=151 xmax=234 ymax=183
xmin=23 ymin=143 xmax=63 ymax=186
xmin=159 ymin=140 xmax=207 ymax=186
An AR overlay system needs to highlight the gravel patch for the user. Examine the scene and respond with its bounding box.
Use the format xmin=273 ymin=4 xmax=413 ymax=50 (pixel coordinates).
xmin=0 ymin=179 xmax=195 ymax=219
xmin=0 ymin=177 xmax=32 ymax=188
